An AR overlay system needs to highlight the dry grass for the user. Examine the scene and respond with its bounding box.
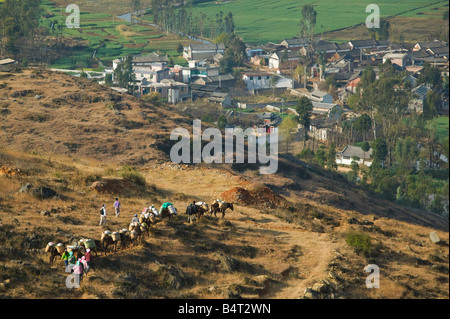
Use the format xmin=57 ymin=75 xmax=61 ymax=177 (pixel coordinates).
xmin=0 ymin=69 xmax=448 ymax=299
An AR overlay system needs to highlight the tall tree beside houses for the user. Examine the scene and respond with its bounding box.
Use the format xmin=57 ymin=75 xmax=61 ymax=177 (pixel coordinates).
xmin=326 ymin=142 xmax=337 ymax=170
xmin=279 ymin=116 xmax=298 ymax=154
xmin=114 ymin=56 xmax=136 ymax=94
xmin=299 ymin=4 xmax=317 ymax=43
xmin=295 ymin=96 xmax=313 ymax=148
xmin=368 ymin=18 xmax=390 ymax=41
xmin=219 ymin=33 xmax=246 ymax=73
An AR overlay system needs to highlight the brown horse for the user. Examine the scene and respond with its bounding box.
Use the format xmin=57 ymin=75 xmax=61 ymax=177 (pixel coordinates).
xmin=48 ymin=246 xmax=61 ymax=266
xmin=119 ymin=231 xmax=132 ymax=250
xmin=195 ymin=202 xmax=209 ymax=220
xmin=100 ymin=233 xmax=115 ymax=255
xmin=160 ymin=208 xmax=175 ymax=220
xmin=210 ymin=201 xmax=234 ymax=218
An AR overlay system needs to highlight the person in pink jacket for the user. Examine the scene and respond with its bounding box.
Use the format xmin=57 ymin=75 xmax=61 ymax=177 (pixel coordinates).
xmin=73 ymin=259 xmax=84 ymax=283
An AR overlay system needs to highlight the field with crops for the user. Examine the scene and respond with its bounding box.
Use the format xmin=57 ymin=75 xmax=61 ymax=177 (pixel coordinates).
xmin=189 ymin=0 xmax=448 ymax=43
xmin=39 ymin=0 xmax=193 ymax=69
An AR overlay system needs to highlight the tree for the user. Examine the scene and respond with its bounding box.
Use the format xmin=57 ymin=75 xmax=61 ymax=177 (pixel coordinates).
xmin=105 ymin=74 xmax=113 ymax=86
xmin=361 ymin=141 xmax=370 ymax=165
xmin=270 ymin=74 xmax=278 ymax=98
xmin=224 ymin=12 xmax=235 ymax=33
xmin=368 ymin=18 xmax=390 ymax=40
xmin=114 ymin=56 xmax=135 ymax=93
xmin=326 ymin=142 xmax=337 ymax=170
xmin=299 ymin=4 xmax=317 ymax=42
xmin=418 ymin=63 xmax=441 ymax=88
xmin=354 ymin=114 xmax=372 ymax=141
xmin=295 ymin=97 xmax=313 ymax=147
xmin=325 ymin=74 xmax=337 ymax=94
xmin=424 ymin=90 xmax=439 ymax=118
xmin=359 ymin=65 xmax=376 ymax=89
xmin=176 ymin=42 xmax=184 ymax=55
xmin=218 ymin=115 xmax=227 ymax=129
xmin=372 ymin=138 xmax=388 ymax=166
xmin=219 ymin=33 xmax=246 ymax=73
xmin=279 ymin=116 xmax=298 ymax=154
xmin=315 ymin=146 xmax=326 ymax=167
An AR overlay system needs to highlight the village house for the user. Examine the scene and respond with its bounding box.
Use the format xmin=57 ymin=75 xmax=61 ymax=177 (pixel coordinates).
xmin=336 ymin=145 xmax=373 ymax=166
xmin=308 ymin=118 xmax=331 ymax=142
xmin=311 ymin=101 xmax=341 ymax=120
xmin=408 ymin=84 xmax=431 ymax=113
xmin=382 ymin=52 xmax=409 ymax=68
xmin=134 ymin=68 xmax=171 ymax=85
xmin=280 ymin=37 xmax=308 ymax=49
xmin=140 ymin=79 xmax=189 ymax=104
xmin=348 ymin=39 xmax=379 ymax=51
xmin=183 ymin=43 xmax=225 ymax=61
xmin=194 ymin=73 xmax=236 ymax=90
xmin=131 ymin=52 xmax=169 ymax=66
xmin=268 ymin=51 xmax=301 ymax=70
xmin=242 ymin=72 xmax=273 ymax=92
xmin=181 ymin=61 xmax=220 ymax=83
xmin=209 ymin=92 xmax=233 ymax=108
xmin=310 ymin=89 xmax=334 ymax=104
xmin=412 ymin=40 xmax=448 ymax=52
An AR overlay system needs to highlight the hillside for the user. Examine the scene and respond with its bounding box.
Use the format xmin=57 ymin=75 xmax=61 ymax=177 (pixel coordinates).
xmin=0 ymin=69 xmax=449 ymax=300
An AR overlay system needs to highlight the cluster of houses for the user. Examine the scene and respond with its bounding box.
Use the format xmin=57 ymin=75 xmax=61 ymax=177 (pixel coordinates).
xmin=109 ymin=35 xmax=448 ymax=168
xmin=111 ymin=43 xmax=236 ymax=105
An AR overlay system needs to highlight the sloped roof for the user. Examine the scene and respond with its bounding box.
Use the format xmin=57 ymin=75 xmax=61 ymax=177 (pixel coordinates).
xmin=349 ymin=39 xmax=378 ymax=48
xmin=338 ymin=145 xmax=373 ymax=159
xmin=132 ymin=53 xmax=168 ymax=63
xmin=189 ymin=43 xmax=225 ymax=51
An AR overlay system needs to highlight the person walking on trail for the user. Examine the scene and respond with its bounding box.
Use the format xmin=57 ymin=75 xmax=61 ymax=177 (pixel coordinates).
xmin=67 ymin=251 xmax=76 ymax=273
xmin=61 ymin=249 xmax=69 ymax=269
xmin=114 ymin=198 xmax=121 ymax=217
xmin=99 ymin=204 xmax=106 ymax=226
xmin=186 ymin=201 xmax=198 ymax=224
xmin=81 ymin=256 xmax=89 ymax=277
xmin=73 ymin=259 xmax=84 ymax=282
xmin=131 ymin=214 xmax=139 ymax=224
xmin=84 ymin=249 xmax=92 ymax=273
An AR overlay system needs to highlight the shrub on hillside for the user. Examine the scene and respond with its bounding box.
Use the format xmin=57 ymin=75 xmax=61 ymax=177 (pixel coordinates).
xmin=118 ymin=165 xmax=146 ymax=187
xmin=345 ymin=230 xmax=374 ymax=257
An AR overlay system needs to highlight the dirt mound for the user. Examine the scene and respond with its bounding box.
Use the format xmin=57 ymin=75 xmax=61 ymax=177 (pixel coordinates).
xmin=90 ymin=178 xmax=140 ymax=195
xmin=219 ymin=183 xmax=290 ymax=209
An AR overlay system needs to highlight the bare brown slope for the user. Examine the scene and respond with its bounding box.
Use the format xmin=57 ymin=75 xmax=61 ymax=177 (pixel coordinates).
xmin=0 ymin=68 xmax=185 ymax=166
xmin=1 ymin=68 xmax=447 ymax=232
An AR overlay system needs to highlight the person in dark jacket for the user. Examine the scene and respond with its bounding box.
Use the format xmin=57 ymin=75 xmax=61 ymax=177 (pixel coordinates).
xmin=84 ymin=248 xmax=92 ymax=273
xmin=186 ymin=201 xmax=198 ymax=224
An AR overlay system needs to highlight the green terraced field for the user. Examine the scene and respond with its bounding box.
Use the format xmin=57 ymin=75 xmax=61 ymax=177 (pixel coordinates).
xmin=39 ymin=0 xmax=191 ymax=69
xmin=189 ymin=0 xmax=448 ymax=43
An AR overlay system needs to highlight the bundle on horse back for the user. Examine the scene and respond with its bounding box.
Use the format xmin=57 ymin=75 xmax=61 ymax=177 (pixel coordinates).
xmin=56 ymin=243 xmax=65 ymax=255
xmin=129 ymin=222 xmax=140 ymax=231
xmin=45 ymin=242 xmax=55 ymax=253
xmin=160 ymin=202 xmax=176 ymax=219
xmin=130 ymin=230 xmax=139 ymax=241
xmin=111 ymin=232 xmax=121 ymax=242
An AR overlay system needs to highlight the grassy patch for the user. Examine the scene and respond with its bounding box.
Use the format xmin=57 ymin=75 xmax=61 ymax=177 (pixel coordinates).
xmin=345 ymin=230 xmax=374 ymax=257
